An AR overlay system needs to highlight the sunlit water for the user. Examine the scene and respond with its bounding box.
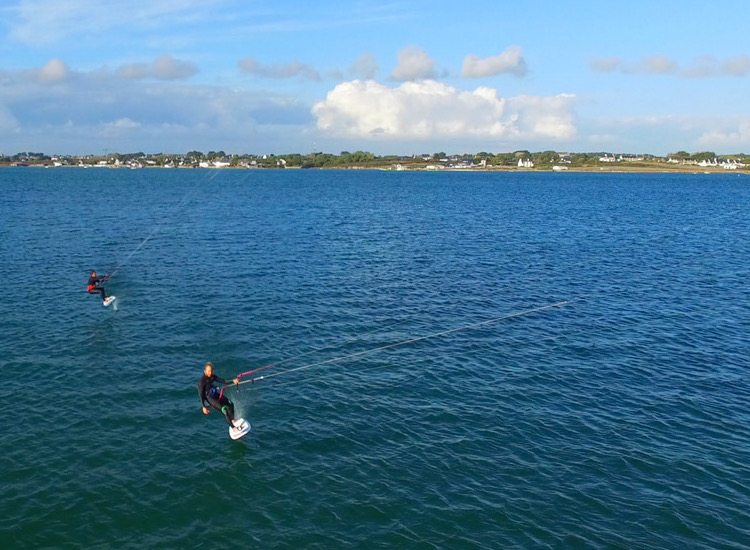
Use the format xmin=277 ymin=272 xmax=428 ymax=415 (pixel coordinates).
xmin=1 ymin=167 xmax=748 ymax=549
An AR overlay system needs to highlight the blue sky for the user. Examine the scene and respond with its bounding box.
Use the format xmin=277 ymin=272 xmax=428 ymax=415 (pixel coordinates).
xmin=1 ymin=0 xmax=748 ymax=156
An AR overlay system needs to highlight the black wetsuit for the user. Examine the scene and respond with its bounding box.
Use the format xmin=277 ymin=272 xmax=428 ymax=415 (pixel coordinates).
xmin=87 ymin=275 xmax=108 ymax=301
xmin=198 ymin=374 xmax=235 ymax=426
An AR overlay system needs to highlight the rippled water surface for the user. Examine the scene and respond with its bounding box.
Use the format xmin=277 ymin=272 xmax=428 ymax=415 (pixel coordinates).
xmin=1 ymin=168 xmax=749 ymax=549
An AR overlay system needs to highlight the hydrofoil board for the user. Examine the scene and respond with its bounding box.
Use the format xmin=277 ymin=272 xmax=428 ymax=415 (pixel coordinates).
xmin=230 ymin=418 xmax=251 ymax=440
xmin=103 ymin=296 xmax=117 ymax=307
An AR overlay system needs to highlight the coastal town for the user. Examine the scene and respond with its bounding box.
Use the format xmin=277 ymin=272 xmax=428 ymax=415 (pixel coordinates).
xmin=1 ymin=149 xmax=748 ymax=172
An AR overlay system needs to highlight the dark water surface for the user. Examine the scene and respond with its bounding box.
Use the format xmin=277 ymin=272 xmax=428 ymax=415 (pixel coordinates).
xmin=1 ymin=168 xmax=748 ymax=549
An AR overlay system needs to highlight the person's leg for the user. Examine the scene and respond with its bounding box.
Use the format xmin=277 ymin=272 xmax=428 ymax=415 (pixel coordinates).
xmin=208 ymin=395 xmax=235 ymax=426
xmin=89 ymin=287 xmax=107 ymax=300
xmin=219 ymin=396 xmax=236 ymax=426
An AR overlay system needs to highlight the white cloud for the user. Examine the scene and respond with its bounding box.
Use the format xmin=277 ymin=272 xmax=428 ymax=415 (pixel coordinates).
xmin=681 ymin=55 xmax=722 ymax=78
xmin=349 ymin=53 xmax=378 ymax=80
xmin=509 ymin=94 xmax=578 ymax=139
xmin=108 ymin=118 xmax=142 ymax=129
xmin=390 ymin=46 xmax=436 ymax=81
xmin=682 ymin=54 xmax=750 ymax=78
xmin=37 ymin=58 xmax=71 ymax=83
xmin=698 ymin=122 xmax=750 ymax=146
xmin=721 ymin=55 xmax=750 ymax=76
xmin=117 ymin=54 xmax=197 ymax=80
xmin=628 ymin=55 xmax=678 ymax=75
xmin=579 ymin=114 xmax=750 ymax=154
xmin=0 ymin=62 xmax=315 ymax=154
xmin=0 ymin=104 xmax=21 ymax=133
xmin=238 ymin=57 xmax=320 ymax=80
xmin=461 ymin=46 xmax=527 ymax=78
xmin=589 ymin=55 xmax=677 ymax=74
xmin=588 ymin=57 xmax=621 ymax=73
xmin=312 ymin=79 xmax=576 ymax=141
xmin=589 ymin=54 xmax=750 ymax=78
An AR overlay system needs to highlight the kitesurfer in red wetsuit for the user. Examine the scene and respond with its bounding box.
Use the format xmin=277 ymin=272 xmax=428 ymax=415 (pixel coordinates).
xmin=198 ymin=362 xmax=241 ymax=428
xmin=87 ymin=271 xmax=109 ymax=303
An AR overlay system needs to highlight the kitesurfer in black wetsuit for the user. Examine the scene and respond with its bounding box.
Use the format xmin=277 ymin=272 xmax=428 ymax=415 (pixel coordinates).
xmin=87 ymin=270 xmax=109 ymax=302
xmin=198 ymin=362 xmax=241 ymax=428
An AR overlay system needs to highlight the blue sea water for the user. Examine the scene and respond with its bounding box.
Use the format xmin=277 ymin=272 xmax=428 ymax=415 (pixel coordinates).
xmin=0 ymin=167 xmax=748 ymax=549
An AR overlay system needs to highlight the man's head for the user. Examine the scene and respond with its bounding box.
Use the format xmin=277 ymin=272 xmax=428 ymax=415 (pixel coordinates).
xmin=204 ymin=362 xmax=213 ymax=376
xmin=91 ymin=271 xmax=96 ymax=277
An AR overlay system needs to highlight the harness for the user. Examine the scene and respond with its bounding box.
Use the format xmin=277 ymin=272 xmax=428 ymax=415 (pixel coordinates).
xmin=205 ymin=385 xmax=224 ymax=409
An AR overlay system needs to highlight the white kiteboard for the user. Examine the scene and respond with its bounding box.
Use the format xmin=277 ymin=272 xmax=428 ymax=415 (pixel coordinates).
xmin=103 ymin=296 xmax=117 ymax=307
xmin=229 ymin=418 xmax=251 ymax=440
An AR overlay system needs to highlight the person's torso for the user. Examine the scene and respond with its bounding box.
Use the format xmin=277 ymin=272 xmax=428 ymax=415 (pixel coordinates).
xmin=199 ymin=375 xmax=220 ymax=399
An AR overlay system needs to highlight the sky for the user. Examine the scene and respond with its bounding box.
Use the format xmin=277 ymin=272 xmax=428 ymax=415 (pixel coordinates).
xmin=1 ymin=0 xmax=749 ymax=157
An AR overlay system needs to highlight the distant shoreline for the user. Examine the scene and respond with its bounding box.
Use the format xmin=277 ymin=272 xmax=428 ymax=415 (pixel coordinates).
xmin=3 ymin=149 xmax=748 ymax=173
xmin=1 ymin=163 xmax=747 ymax=175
